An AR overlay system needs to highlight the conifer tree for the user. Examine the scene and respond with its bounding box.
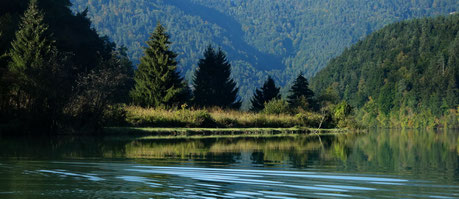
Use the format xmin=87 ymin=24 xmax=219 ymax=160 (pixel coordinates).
xmin=287 ymin=73 xmax=315 ymax=110
xmin=250 ymin=76 xmax=280 ymax=112
xmin=193 ymin=45 xmax=241 ymax=109
xmin=130 ymin=23 xmax=187 ymax=108
xmin=7 ymin=0 xmax=63 ymax=128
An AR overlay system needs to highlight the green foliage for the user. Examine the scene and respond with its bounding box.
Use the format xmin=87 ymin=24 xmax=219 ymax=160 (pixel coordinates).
xmin=312 ymin=14 xmax=459 ymax=128
xmin=65 ymin=51 xmax=133 ymax=131
xmin=0 ymin=31 xmax=11 ymax=115
xmin=295 ymin=112 xmax=324 ymax=128
xmin=192 ymin=46 xmax=241 ymax=109
xmin=130 ymin=23 xmax=188 ymax=108
xmin=333 ymin=101 xmax=356 ymax=129
xmin=103 ymin=104 xmax=128 ymax=127
xmin=457 ymin=106 xmax=459 ymax=123
xmin=318 ymin=84 xmax=340 ymax=107
xmin=287 ymin=74 xmax=315 ymax=110
xmin=70 ymin=0 xmax=459 ymax=109
xmin=0 ymin=0 xmax=134 ymax=133
xmin=176 ymin=108 xmax=215 ymax=128
xmin=0 ymin=0 xmax=116 ymax=79
xmin=7 ymin=1 xmax=66 ymax=130
xmin=250 ymin=76 xmax=281 ymax=112
xmin=262 ymin=99 xmax=291 ymax=115
xmin=334 ymin=101 xmax=353 ymax=122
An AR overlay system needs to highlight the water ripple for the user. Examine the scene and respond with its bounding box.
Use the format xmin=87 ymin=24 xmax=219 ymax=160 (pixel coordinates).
xmin=38 ymin=169 xmax=104 ymax=181
xmin=7 ymin=162 xmax=456 ymax=198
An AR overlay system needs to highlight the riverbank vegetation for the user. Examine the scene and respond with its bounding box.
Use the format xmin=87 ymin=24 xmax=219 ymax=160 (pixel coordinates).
xmin=0 ymin=0 xmax=355 ymax=134
xmin=119 ymin=106 xmax=322 ymax=128
xmin=1 ymin=0 xmax=456 ymax=135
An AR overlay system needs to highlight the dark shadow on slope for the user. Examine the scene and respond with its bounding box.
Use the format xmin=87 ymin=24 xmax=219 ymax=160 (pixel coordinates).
xmin=166 ymin=0 xmax=285 ymax=71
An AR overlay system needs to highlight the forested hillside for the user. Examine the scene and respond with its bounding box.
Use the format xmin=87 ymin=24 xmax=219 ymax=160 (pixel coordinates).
xmin=311 ymin=14 xmax=459 ymax=128
xmin=70 ymin=0 xmax=457 ymax=108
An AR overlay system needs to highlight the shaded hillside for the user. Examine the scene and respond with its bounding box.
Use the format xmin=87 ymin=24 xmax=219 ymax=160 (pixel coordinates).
xmin=311 ymin=14 xmax=459 ymax=128
xmin=70 ymin=0 xmax=458 ymax=108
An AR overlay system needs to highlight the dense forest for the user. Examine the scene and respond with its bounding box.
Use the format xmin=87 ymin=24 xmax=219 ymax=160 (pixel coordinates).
xmin=311 ymin=14 xmax=459 ymax=128
xmin=1 ymin=0 xmax=457 ymax=132
xmin=70 ymin=0 xmax=459 ymax=108
xmin=0 ymin=0 xmax=133 ymax=132
xmin=0 ymin=0 xmax=330 ymax=133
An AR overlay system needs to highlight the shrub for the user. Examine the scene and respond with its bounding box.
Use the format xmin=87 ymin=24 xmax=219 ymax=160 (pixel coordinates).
xmin=182 ymin=109 xmax=216 ymax=127
xmin=262 ymin=99 xmax=291 ymax=115
xmin=103 ymin=104 xmax=128 ymax=126
xmin=295 ymin=112 xmax=323 ymax=128
xmin=333 ymin=101 xmax=353 ymax=121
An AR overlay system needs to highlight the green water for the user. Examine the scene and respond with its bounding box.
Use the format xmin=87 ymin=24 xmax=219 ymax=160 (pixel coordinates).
xmin=0 ymin=130 xmax=458 ymax=198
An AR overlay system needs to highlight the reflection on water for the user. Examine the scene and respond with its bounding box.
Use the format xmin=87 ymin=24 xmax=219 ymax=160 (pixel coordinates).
xmin=0 ymin=129 xmax=458 ymax=198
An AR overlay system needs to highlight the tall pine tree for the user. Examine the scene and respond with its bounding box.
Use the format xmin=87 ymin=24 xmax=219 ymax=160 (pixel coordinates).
xmin=7 ymin=0 xmax=64 ymax=129
xmin=193 ymin=45 xmax=241 ymax=109
xmin=250 ymin=76 xmax=280 ymax=112
xmin=287 ymin=73 xmax=315 ymax=110
xmin=130 ymin=23 xmax=187 ymax=108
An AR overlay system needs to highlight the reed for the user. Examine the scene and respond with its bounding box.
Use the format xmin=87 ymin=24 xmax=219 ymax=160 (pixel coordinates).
xmin=122 ymin=106 xmax=323 ymax=128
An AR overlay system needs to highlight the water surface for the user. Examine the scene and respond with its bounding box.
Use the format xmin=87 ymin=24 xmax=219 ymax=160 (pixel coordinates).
xmin=1 ymin=130 xmax=458 ymax=198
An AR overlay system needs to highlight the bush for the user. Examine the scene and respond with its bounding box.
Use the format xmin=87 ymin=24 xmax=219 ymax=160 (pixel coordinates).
xmin=333 ymin=101 xmax=352 ymax=121
xmin=178 ymin=109 xmax=216 ymax=127
xmin=262 ymin=99 xmax=291 ymax=115
xmin=103 ymin=104 xmax=128 ymax=126
xmin=332 ymin=101 xmax=358 ymax=129
xmin=295 ymin=112 xmax=323 ymax=127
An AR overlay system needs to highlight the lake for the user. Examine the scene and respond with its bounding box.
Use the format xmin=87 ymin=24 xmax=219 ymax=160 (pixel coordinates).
xmin=0 ymin=130 xmax=458 ymax=198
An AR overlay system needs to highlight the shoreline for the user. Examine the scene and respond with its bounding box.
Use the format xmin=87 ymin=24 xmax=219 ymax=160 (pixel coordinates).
xmin=0 ymin=125 xmax=352 ymax=137
xmin=102 ymin=127 xmax=349 ymax=137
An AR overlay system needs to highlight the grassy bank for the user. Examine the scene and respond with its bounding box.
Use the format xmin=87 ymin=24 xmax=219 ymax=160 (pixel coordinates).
xmin=117 ymin=106 xmax=325 ymax=128
xmin=98 ymin=106 xmax=355 ymax=137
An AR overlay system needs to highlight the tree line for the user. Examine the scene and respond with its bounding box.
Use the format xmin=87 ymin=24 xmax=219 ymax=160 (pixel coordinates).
xmin=71 ymin=0 xmax=459 ymax=109
xmin=1 ymin=0 xmax=343 ymax=134
xmin=131 ymin=23 xmax=318 ymax=113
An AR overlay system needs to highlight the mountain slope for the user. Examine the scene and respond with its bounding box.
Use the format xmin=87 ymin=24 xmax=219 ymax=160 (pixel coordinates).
xmin=70 ymin=0 xmax=458 ymax=108
xmin=311 ymin=14 xmax=459 ymax=128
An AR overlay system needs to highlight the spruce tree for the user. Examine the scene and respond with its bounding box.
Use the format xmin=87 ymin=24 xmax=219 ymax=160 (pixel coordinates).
xmin=130 ymin=23 xmax=187 ymax=108
xmin=193 ymin=45 xmax=241 ymax=109
xmin=287 ymin=73 xmax=315 ymax=110
xmin=250 ymin=76 xmax=280 ymax=112
xmin=7 ymin=0 xmax=63 ymax=128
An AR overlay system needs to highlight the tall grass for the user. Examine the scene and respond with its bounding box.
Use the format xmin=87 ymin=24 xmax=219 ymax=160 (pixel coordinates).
xmin=122 ymin=106 xmax=323 ymax=128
